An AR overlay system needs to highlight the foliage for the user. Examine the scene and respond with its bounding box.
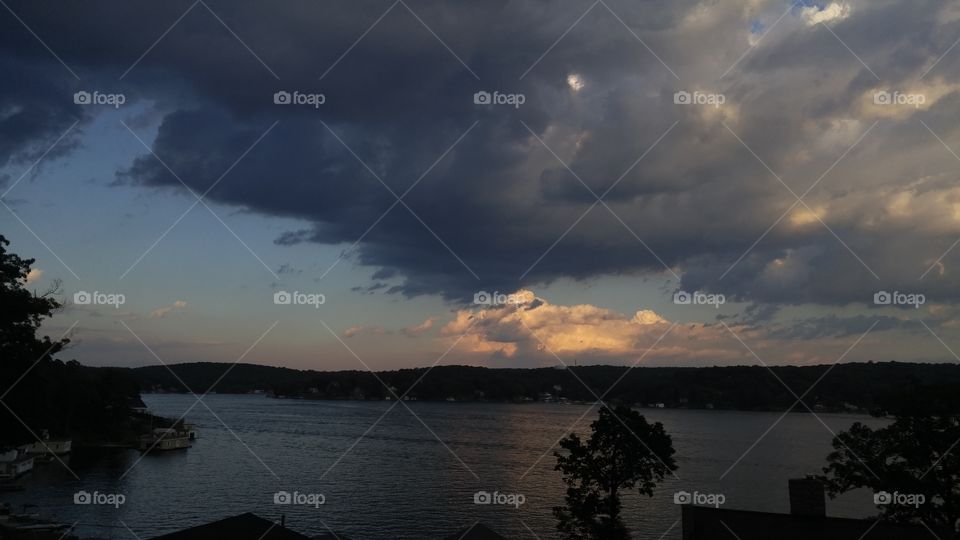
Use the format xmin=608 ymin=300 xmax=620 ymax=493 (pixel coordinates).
xmin=131 ymin=362 xmax=960 ymax=413
xmin=821 ymin=385 xmax=960 ymax=529
xmin=553 ymin=405 xmax=677 ymax=540
xmin=0 ymin=235 xmax=141 ymax=448
xmin=0 ymin=235 xmax=65 ymax=367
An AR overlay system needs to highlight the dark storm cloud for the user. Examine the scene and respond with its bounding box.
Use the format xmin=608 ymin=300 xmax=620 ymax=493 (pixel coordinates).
xmin=0 ymin=54 xmax=85 ymax=186
xmin=3 ymin=0 xmax=960 ymax=306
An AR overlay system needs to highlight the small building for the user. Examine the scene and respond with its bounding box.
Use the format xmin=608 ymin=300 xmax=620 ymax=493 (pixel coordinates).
xmin=681 ymin=478 xmax=952 ymax=539
xmin=150 ymin=513 xmax=315 ymax=540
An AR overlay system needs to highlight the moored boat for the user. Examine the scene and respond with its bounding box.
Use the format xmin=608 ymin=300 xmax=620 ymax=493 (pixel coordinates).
xmin=19 ymin=431 xmax=71 ymax=462
xmin=0 ymin=449 xmax=33 ymax=479
xmin=139 ymin=428 xmax=190 ymax=452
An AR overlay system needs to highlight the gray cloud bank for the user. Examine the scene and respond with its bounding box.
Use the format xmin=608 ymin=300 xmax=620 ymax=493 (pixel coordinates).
xmin=3 ymin=0 xmax=960 ymax=307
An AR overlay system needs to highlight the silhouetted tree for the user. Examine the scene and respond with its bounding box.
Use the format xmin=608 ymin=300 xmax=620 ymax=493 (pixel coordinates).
xmin=0 ymin=235 xmax=141 ymax=448
xmin=553 ymin=405 xmax=677 ymax=540
xmin=0 ymin=236 xmax=65 ymax=361
xmin=0 ymin=235 xmax=69 ymax=447
xmin=822 ymin=385 xmax=960 ymax=529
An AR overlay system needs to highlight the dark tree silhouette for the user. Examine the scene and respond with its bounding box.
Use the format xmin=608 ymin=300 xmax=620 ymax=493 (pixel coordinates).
xmin=0 ymin=235 xmax=69 ymax=447
xmin=0 ymin=236 xmax=66 ymax=362
xmin=821 ymin=385 xmax=960 ymax=530
xmin=553 ymin=405 xmax=677 ymax=540
xmin=0 ymin=235 xmax=141 ymax=448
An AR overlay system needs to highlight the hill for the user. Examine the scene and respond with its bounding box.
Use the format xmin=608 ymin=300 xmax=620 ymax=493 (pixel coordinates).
xmin=129 ymin=361 xmax=960 ymax=413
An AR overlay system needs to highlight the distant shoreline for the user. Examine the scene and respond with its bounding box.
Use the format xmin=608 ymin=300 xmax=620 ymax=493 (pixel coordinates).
xmin=140 ymin=391 xmax=882 ymax=415
xmin=124 ymin=361 xmax=960 ymax=414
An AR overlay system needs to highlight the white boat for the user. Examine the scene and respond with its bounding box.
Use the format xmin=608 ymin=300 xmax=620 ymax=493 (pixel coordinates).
xmin=139 ymin=428 xmax=190 ymax=452
xmin=0 ymin=450 xmax=34 ymax=479
xmin=19 ymin=439 xmax=71 ymax=459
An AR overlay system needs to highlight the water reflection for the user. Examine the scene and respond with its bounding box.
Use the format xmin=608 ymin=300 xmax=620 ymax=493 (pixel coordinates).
xmin=3 ymin=395 xmax=888 ymax=539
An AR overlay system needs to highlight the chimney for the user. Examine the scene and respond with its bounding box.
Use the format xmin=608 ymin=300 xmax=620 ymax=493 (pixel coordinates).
xmin=789 ymin=477 xmax=825 ymax=517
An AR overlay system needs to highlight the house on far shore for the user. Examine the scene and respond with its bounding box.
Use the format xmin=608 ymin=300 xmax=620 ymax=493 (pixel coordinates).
xmin=681 ymin=477 xmax=953 ymax=540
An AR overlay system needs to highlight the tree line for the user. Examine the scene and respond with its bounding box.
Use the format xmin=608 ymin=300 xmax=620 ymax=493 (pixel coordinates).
xmin=132 ymin=361 xmax=960 ymax=413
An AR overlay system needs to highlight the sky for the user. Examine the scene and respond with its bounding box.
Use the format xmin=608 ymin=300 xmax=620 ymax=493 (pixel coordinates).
xmin=2 ymin=0 xmax=960 ymax=370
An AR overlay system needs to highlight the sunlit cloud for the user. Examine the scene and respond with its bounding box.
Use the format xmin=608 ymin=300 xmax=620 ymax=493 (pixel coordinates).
xmin=442 ymin=291 xmax=739 ymax=365
xmin=150 ymin=300 xmax=187 ymax=319
xmin=801 ymin=3 xmax=851 ymax=26
xmin=23 ymin=268 xmax=43 ymax=285
xmin=566 ymin=73 xmax=585 ymax=93
xmin=402 ymin=317 xmax=436 ymax=337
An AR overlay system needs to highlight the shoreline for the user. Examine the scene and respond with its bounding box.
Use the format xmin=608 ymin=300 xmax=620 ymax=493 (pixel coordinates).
xmin=140 ymin=392 xmax=877 ymax=415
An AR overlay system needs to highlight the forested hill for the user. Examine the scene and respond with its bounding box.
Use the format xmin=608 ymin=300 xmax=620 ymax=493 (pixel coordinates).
xmin=129 ymin=361 xmax=960 ymax=413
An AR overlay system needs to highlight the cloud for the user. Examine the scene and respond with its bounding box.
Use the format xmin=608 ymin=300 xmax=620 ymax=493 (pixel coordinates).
xmin=4 ymin=0 xmax=960 ymax=309
xmin=23 ymin=268 xmax=43 ymax=285
xmin=343 ymin=325 xmax=388 ymax=338
xmin=277 ymin=263 xmax=301 ymax=275
xmin=433 ymin=289 xmax=960 ymax=366
xmin=441 ymin=290 xmax=743 ymax=366
xmin=150 ymin=300 xmax=187 ymax=319
xmin=402 ymin=317 xmax=436 ymax=337
xmin=801 ymin=3 xmax=851 ymax=26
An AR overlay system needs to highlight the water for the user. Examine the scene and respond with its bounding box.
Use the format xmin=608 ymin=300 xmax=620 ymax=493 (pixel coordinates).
xmin=6 ymin=395 xmax=888 ymax=539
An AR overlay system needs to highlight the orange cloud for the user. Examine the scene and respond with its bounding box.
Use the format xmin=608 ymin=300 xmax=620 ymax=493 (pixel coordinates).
xmin=440 ymin=291 xmax=745 ymax=365
xmin=402 ymin=317 xmax=436 ymax=337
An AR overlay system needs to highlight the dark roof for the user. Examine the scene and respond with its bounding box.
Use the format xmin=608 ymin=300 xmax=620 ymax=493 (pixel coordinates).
xmin=681 ymin=506 xmax=952 ymax=540
xmin=150 ymin=513 xmax=310 ymax=540
xmin=443 ymin=522 xmax=509 ymax=540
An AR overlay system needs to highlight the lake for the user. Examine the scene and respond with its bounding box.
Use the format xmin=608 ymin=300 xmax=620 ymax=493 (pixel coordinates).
xmin=7 ymin=394 xmax=887 ymax=539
